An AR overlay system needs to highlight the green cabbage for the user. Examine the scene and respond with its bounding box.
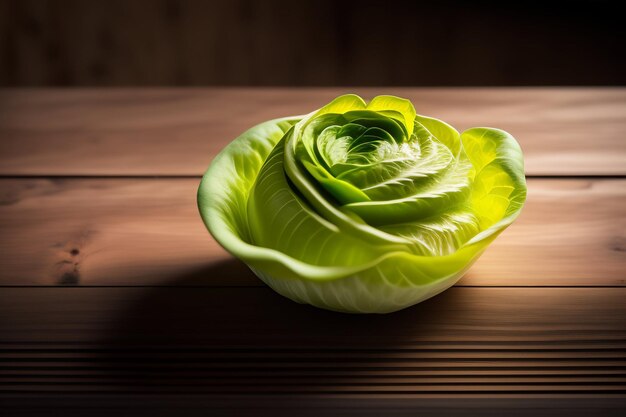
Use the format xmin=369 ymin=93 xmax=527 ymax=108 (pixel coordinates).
xmin=198 ymin=94 xmax=526 ymax=313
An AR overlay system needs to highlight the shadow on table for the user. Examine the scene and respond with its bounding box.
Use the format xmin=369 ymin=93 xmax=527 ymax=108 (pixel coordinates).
xmin=102 ymin=258 xmax=462 ymax=395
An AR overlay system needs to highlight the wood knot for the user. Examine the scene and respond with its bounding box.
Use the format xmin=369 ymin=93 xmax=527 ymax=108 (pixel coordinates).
xmin=58 ymin=271 xmax=80 ymax=285
xmin=610 ymin=236 xmax=626 ymax=253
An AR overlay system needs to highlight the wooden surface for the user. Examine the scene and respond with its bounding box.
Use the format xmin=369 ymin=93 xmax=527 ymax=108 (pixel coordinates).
xmin=0 ymin=88 xmax=625 ymax=415
xmin=1 ymin=88 xmax=625 ymax=176
xmin=0 ymin=178 xmax=624 ymax=287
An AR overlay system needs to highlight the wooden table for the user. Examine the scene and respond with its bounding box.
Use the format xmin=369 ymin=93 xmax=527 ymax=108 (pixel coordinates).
xmin=1 ymin=88 xmax=625 ymax=416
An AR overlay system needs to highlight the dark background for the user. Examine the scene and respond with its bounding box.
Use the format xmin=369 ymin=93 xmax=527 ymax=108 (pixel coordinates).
xmin=0 ymin=0 xmax=624 ymax=86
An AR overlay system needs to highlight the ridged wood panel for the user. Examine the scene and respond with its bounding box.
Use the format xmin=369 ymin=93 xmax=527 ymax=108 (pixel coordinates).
xmin=0 ymin=287 xmax=625 ymax=399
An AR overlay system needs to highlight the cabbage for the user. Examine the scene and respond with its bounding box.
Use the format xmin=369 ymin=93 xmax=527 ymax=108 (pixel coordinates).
xmin=198 ymin=94 xmax=526 ymax=313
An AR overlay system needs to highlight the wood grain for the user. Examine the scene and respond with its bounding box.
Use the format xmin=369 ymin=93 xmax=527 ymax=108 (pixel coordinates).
xmin=0 ymin=287 xmax=624 ymax=405
xmin=0 ymin=87 xmax=624 ymax=414
xmin=0 ymin=178 xmax=623 ymax=287
xmin=1 ymin=88 xmax=625 ymax=176
xmin=2 ymin=0 xmax=625 ymax=88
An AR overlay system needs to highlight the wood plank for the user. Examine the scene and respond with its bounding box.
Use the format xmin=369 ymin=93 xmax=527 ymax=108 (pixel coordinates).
xmin=0 ymin=287 xmax=624 ymax=402
xmin=0 ymin=88 xmax=624 ymax=176
xmin=3 ymin=0 xmax=625 ymax=89
xmin=0 ymin=178 xmax=624 ymax=287
xmin=2 ymin=397 xmax=625 ymax=417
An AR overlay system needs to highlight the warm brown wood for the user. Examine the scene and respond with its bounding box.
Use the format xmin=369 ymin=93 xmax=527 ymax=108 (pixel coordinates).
xmin=0 ymin=287 xmax=624 ymax=403
xmin=0 ymin=178 xmax=623 ymax=287
xmin=0 ymin=87 xmax=624 ymax=414
xmin=1 ymin=88 xmax=625 ymax=176
xmin=465 ymin=179 xmax=626 ymax=286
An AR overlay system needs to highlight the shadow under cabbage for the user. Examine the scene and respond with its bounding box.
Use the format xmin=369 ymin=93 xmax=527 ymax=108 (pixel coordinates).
xmin=101 ymin=258 xmax=463 ymax=394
